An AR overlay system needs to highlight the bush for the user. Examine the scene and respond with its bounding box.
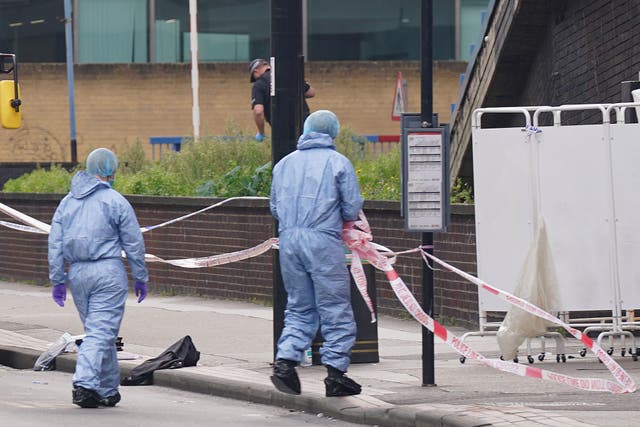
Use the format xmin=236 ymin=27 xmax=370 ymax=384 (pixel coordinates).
xmin=2 ymin=165 xmax=75 ymax=193
xmin=355 ymin=146 xmax=401 ymax=201
xmin=119 ymin=139 xmax=151 ymax=174
xmin=450 ymin=178 xmax=474 ymax=204
xmin=1 ymin=127 xmax=471 ymax=204
xmin=116 ymin=131 xmax=272 ymax=196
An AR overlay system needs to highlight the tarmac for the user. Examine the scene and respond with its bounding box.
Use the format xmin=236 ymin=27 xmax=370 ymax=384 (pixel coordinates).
xmin=1 ymin=280 xmax=639 ymax=426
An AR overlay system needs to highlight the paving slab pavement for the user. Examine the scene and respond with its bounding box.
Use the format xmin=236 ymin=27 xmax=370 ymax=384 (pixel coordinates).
xmin=1 ymin=280 xmax=639 ymax=426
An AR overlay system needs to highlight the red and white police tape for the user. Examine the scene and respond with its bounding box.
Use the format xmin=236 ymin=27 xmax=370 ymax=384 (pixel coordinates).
xmin=0 ymin=201 xmax=636 ymax=393
xmin=343 ymin=210 xmax=635 ymax=393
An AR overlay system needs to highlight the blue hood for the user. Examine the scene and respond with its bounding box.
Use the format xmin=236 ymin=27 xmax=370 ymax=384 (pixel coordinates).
xmin=70 ymin=170 xmax=109 ymax=199
xmin=271 ymin=131 xmax=363 ymax=237
xmin=296 ymin=132 xmax=336 ymax=150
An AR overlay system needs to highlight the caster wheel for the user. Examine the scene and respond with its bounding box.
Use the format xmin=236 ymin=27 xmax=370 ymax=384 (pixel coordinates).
xmin=460 ymin=356 xmax=466 ymax=364
xmin=622 ymin=349 xmax=626 ymax=357
xmin=607 ymin=347 xmax=614 ymax=356
xmin=579 ymin=349 xmax=587 ymax=357
xmin=561 ymin=354 xmax=566 ymax=363
xmin=538 ymin=354 xmax=545 ymax=362
xmin=556 ymin=354 xmax=560 ymax=363
xmin=499 ymin=355 xmax=504 ymax=361
xmin=527 ymin=355 xmax=534 ymax=364
xmin=513 ymin=357 xmax=519 ymax=363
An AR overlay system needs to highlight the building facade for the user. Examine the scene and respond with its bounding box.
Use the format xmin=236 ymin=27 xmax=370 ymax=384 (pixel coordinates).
xmin=2 ymin=0 xmax=489 ymax=64
xmin=0 ymin=1 xmax=488 ymax=162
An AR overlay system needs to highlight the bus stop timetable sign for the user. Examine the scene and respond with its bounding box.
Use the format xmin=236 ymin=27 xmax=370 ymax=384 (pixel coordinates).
xmin=401 ymin=124 xmax=449 ymax=232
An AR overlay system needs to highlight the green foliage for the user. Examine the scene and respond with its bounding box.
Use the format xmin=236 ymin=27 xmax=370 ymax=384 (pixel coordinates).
xmin=116 ymin=132 xmax=272 ymax=196
xmin=332 ymin=126 xmax=401 ymax=201
xmin=2 ymin=165 xmax=74 ymax=193
xmin=195 ymin=162 xmax=272 ymax=197
xmin=119 ymin=139 xmax=151 ymax=174
xmin=334 ymin=127 xmax=369 ymax=162
xmin=2 ymin=127 xmax=476 ymax=205
xmin=116 ymin=164 xmax=188 ymax=196
xmin=450 ymin=178 xmax=474 ymax=204
xmin=354 ymin=146 xmax=401 ymax=201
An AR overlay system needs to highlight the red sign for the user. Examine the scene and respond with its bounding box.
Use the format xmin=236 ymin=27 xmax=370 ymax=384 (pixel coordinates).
xmin=391 ymin=71 xmax=407 ymax=121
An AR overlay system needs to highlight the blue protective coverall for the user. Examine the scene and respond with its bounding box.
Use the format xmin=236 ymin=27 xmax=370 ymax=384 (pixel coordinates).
xmin=48 ymin=170 xmax=148 ymax=398
xmin=270 ymin=132 xmax=364 ymax=372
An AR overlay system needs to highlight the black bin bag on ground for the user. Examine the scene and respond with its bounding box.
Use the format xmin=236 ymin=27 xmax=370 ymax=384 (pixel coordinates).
xmin=121 ymin=335 xmax=200 ymax=386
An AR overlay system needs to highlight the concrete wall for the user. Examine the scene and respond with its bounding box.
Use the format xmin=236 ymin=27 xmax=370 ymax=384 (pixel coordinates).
xmin=0 ymin=194 xmax=479 ymax=327
xmin=0 ymin=61 xmax=466 ymax=163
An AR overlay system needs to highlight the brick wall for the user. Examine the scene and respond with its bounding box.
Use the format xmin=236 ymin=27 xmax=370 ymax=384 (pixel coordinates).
xmin=0 ymin=61 xmax=466 ymax=163
xmin=0 ymin=193 xmax=479 ymax=327
xmin=451 ymin=0 xmax=640 ymax=181
xmin=518 ymin=0 xmax=640 ymax=122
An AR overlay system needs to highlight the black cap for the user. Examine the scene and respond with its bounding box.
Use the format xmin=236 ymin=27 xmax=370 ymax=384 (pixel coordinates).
xmin=249 ymin=58 xmax=268 ymax=82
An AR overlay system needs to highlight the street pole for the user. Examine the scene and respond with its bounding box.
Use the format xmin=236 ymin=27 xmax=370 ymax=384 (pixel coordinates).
xmin=63 ymin=0 xmax=77 ymax=163
xmin=421 ymin=0 xmax=436 ymax=387
xmin=271 ymin=0 xmax=304 ymax=359
xmin=189 ymin=0 xmax=200 ymax=140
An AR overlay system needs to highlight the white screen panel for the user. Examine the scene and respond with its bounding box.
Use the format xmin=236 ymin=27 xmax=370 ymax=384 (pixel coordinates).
xmin=472 ymin=128 xmax=533 ymax=312
xmin=611 ymin=124 xmax=640 ymax=309
xmin=473 ymin=123 xmax=638 ymax=312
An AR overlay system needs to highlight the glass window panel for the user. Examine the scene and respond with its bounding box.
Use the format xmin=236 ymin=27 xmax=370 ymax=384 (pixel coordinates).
xmin=155 ymin=19 xmax=181 ymax=63
xmin=433 ymin=0 xmax=455 ymax=60
xmin=183 ymin=33 xmax=249 ymax=62
xmin=78 ymin=0 xmax=147 ymax=63
xmin=308 ymin=0 xmax=420 ymax=61
xmin=308 ymin=0 xmax=455 ymax=61
xmin=155 ymin=0 xmax=268 ymax=63
xmin=460 ymin=0 xmax=490 ymax=61
xmin=0 ymin=0 xmax=65 ymax=63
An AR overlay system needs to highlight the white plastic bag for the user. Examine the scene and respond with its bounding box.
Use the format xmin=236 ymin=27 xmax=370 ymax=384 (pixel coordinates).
xmin=496 ymin=220 xmax=561 ymax=360
xmin=33 ymin=332 xmax=76 ymax=371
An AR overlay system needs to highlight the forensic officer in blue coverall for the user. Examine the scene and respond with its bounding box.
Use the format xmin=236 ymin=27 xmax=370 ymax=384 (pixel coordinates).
xmin=48 ymin=148 xmax=148 ymax=408
xmin=270 ymin=110 xmax=364 ymax=397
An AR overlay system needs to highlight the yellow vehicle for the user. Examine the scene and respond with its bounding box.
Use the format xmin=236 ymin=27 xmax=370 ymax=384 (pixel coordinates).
xmin=0 ymin=53 xmax=22 ymax=129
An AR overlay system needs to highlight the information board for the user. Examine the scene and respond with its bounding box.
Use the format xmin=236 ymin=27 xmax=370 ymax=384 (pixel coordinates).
xmin=401 ymin=118 xmax=449 ymax=232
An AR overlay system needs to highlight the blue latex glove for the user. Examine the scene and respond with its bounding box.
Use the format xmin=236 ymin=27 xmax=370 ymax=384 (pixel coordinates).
xmin=134 ymin=280 xmax=147 ymax=303
xmin=255 ymin=132 xmax=264 ymax=142
xmin=52 ymin=283 xmax=66 ymax=307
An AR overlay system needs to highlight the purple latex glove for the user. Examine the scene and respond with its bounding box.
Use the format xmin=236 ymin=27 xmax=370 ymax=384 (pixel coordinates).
xmin=134 ymin=280 xmax=147 ymax=303
xmin=52 ymin=283 xmax=66 ymax=307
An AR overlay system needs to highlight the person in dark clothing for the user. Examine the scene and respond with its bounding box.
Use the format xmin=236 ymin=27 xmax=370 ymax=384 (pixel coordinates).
xmin=249 ymin=58 xmax=315 ymax=141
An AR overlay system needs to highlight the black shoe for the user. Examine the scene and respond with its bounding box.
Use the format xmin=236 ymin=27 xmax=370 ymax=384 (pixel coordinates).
xmin=72 ymin=386 xmax=101 ymax=408
xmin=270 ymin=359 xmax=301 ymax=395
xmin=324 ymin=367 xmax=361 ymax=397
xmin=100 ymin=391 xmax=121 ymax=407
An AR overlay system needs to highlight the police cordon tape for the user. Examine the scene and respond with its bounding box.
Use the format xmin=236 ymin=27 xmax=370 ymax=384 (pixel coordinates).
xmin=342 ymin=211 xmax=636 ymax=394
xmin=0 ymin=201 xmax=636 ymax=393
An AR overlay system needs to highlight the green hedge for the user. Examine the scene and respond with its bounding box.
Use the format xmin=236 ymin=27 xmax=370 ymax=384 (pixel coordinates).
xmin=2 ymin=129 xmax=473 ymax=203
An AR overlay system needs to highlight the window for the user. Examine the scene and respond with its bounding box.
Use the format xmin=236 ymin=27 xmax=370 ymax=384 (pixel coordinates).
xmin=433 ymin=0 xmax=455 ymax=60
xmin=0 ymin=0 xmax=488 ymax=64
xmin=459 ymin=0 xmax=489 ymax=61
xmin=0 ymin=0 xmax=65 ymax=63
xmin=308 ymin=0 xmax=421 ymax=61
xmin=77 ymin=0 xmax=148 ymax=63
xmin=155 ymin=0 xmax=269 ymax=63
